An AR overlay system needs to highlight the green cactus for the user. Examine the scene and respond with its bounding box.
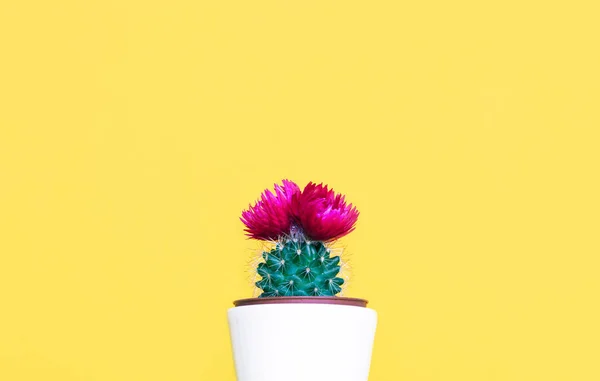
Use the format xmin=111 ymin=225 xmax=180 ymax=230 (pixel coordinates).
xmin=255 ymin=239 xmax=344 ymax=297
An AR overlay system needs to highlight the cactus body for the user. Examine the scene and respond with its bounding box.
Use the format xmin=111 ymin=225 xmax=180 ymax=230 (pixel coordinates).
xmin=256 ymin=239 xmax=344 ymax=297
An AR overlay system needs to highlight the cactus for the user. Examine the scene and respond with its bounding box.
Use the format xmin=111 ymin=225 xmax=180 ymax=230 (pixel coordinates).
xmin=241 ymin=180 xmax=358 ymax=298
xmin=256 ymin=239 xmax=344 ymax=297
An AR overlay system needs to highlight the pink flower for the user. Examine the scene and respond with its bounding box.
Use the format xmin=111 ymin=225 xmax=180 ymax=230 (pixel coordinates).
xmin=240 ymin=180 xmax=301 ymax=240
xmin=241 ymin=180 xmax=359 ymax=242
xmin=292 ymin=182 xmax=359 ymax=242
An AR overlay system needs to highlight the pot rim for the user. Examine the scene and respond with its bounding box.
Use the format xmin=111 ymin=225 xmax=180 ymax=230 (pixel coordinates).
xmin=233 ymin=296 xmax=368 ymax=307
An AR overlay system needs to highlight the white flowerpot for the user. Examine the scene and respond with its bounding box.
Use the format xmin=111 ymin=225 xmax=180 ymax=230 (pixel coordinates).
xmin=228 ymin=297 xmax=377 ymax=381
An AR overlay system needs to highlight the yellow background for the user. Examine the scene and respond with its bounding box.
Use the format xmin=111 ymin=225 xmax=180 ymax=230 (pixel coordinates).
xmin=1 ymin=1 xmax=599 ymax=380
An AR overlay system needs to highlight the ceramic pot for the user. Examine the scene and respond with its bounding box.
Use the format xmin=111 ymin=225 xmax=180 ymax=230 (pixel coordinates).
xmin=228 ymin=297 xmax=377 ymax=381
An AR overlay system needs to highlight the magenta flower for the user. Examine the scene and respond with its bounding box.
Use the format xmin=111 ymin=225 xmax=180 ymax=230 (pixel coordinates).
xmin=240 ymin=180 xmax=301 ymax=240
xmin=292 ymin=182 xmax=359 ymax=242
xmin=241 ymin=180 xmax=359 ymax=242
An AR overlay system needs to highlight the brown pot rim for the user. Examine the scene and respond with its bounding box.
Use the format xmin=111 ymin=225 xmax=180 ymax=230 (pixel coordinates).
xmin=233 ymin=296 xmax=368 ymax=308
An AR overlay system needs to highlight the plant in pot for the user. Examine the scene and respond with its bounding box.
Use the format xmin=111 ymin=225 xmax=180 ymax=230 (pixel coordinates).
xmin=228 ymin=180 xmax=377 ymax=381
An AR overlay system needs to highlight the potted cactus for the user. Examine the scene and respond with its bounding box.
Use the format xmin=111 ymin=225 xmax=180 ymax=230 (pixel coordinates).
xmin=228 ymin=180 xmax=378 ymax=381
